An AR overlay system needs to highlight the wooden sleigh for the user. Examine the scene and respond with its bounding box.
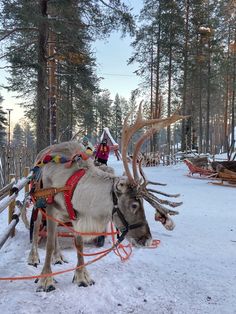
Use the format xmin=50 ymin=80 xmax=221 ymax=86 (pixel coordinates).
xmin=184 ymin=159 xmax=236 ymax=187
xmin=209 ymin=165 xmax=236 ymax=188
xmin=183 ymin=159 xmax=217 ymax=177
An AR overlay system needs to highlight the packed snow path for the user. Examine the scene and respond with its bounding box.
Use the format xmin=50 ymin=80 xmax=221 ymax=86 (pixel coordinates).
xmin=0 ymin=156 xmax=235 ymax=314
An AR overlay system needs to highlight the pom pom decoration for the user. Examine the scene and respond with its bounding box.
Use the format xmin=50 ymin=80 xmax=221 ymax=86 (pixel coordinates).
xmin=43 ymin=155 xmax=52 ymax=163
xmin=36 ymin=160 xmax=44 ymax=167
xmin=60 ymin=156 xmax=69 ymax=163
xmin=52 ymin=155 xmax=61 ymax=163
xmin=34 ymin=151 xmax=88 ymax=169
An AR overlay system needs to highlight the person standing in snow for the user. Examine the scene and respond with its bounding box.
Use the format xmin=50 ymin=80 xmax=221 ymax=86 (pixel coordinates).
xmin=95 ymin=138 xmax=110 ymax=165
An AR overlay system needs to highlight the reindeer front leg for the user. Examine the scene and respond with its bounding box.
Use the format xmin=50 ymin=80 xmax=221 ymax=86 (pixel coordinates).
xmin=73 ymin=234 xmax=95 ymax=287
xmin=36 ymin=213 xmax=57 ymax=292
xmin=28 ymin=211 xmax=42 ymax=267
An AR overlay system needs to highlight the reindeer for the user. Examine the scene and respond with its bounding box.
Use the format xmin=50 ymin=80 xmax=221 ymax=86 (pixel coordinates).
xmin=29 ymin=106 xmax=184 ymax=292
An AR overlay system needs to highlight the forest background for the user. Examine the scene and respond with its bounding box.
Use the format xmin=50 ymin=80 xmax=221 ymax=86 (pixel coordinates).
xmin=0 ymin=0 xmax=235 ymax=171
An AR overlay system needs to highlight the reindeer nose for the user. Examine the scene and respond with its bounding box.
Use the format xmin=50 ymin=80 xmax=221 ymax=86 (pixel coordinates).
xmin=137 ymin=234 xmax=152 ymax=246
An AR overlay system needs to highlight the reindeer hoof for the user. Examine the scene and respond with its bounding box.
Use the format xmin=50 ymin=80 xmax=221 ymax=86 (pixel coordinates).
xmin=78 ymin=279 xmax=95 ymax=287
xmin=36 ymin=286 xmax=44 ymax=292
xmin=52 ymin=255 xmax=68 ymax=265
xmin=78 ymin=282 xmax=88 ymax=287
xmin=46 ymin=285 xmax=56 ymax=292
xmin=28 ymin=256 xmax=40 ymax=267
xmin=72 ymin=275 xmax=95 ymax=287
xmin=36 ymin=284 xmax=56 ymax=292
xmin=28 ymin=262 xmax=40 ymax=268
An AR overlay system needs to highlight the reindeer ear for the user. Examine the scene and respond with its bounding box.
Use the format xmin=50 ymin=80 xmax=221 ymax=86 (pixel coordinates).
xmin=114 ymin=177 xmax=128 ymax=194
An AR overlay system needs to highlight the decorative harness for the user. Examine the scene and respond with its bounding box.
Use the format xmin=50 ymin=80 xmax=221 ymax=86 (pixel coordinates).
xmin=31 ymin=169 xmax=86 ymax=221
xmin=30 ymin=151 xmax=89 ymax=221
xmin=64 ymin=169 xmax=85 ymax=220
xmin=30 ymin=151 xmax=147 ymax=243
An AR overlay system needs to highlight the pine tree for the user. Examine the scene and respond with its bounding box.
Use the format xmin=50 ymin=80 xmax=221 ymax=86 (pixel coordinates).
xmin=110 ymin=94 xmax=123 ymax=143
xmin=12 ymin=123 xmax=25 ymax=147
xmin=95 ymin=90 xmax=112 ymax=136
xmin=23 ymin=122 xmax=35 ymax=148
xmin=0 ymin=1 xmax=134 ymax=152
xmin=0 ymin=96 xmax=7 ymax=146
xmin=130 ymin=0 xmax=184 ymax=156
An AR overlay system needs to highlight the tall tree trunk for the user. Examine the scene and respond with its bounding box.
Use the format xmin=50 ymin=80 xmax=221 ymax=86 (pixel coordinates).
xmin=36 ymin=0 xmax=49 ymax=153
xmin=198 ymin=31 xmax=203 ymax=154
xmin=48 ymin=30 xmax=57 ymax=144
xmin=150 ymin=28 xmax=154 ymax=152
xmin=181 ymin=0 xmax=190 ymax=152
xmin=167 ymin=41 xmax=173 ymax=160
xmin=153 ymin=1 xmax=162 ymax=153
xmin=231 ymin=31 xmax=236 ymax=151
xmin=205 ymin=0 xmax=211 ymax=153
xmin=223 ymin=26 xmax=231 ymax=152
xmin=198 ymin=63 xmax=203 ymax=153
xmin=206 ymin=40 xmax=211 ymax=153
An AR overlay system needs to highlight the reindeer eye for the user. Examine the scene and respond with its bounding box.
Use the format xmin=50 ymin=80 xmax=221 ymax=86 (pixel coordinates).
xmin=131 ymin=202 xmax=139 ymax=210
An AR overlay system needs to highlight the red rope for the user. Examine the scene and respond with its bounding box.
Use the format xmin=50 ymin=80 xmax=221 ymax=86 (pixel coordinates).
xmin=0 ymin=209 xmax=161 ymax=281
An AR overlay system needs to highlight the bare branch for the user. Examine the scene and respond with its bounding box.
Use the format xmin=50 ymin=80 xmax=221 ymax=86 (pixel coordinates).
xmin=0 ymin=27 xmax=38 ymax=41
xmin=98 ymin=0 xmax=124 ymax=13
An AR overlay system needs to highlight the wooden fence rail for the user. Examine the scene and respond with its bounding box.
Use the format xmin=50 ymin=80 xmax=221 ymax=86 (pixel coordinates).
xmin=0 ymin=167 xmax=32 ymax=249
xmin=0 ymin=206 xmax=21 ymax=249
xmin=0 ymin=146 xmax=36 ymax=189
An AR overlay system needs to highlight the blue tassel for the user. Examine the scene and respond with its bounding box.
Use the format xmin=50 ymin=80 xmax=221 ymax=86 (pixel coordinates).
xmin=36 ymin=198 xmax=47 ymax=209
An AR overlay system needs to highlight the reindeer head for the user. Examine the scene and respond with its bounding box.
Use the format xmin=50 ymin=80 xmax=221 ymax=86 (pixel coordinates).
xmin=112 ymin=176 xmax=152 ymax=247
xmin=112 ymin=104 xmax=185 ymax=247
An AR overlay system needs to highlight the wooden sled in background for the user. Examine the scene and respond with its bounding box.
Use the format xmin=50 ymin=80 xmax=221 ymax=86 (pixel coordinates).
xmin=183 ymin=159 xmax=217 ymax=178
xmin=208 ymin=166 xmax=236 ymax=188
xmin=184 ymin=159 xmax=236 ymax=188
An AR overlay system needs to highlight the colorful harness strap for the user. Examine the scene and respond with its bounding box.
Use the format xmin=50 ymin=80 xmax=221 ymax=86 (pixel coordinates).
xmin=64 ymin=169 xmax=86 ymax=220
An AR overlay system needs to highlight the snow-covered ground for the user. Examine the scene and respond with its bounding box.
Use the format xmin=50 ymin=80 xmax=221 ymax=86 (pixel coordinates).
xmin=0 ymin=155 xmax=235 ymax=314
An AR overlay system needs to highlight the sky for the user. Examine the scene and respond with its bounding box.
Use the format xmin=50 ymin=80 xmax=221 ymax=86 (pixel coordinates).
xmin=93 ymin=34 xmax=141 ymax=99
xmin=0 ymin=0 xmax=143 ymax=126
xmin=0 ymin=156 xmax=235 ymax=313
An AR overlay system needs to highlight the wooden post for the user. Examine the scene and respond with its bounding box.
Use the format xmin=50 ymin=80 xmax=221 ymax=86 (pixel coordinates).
xmin=24 ymin=167 xmax=30 ymax=193
xmin=8 ymin=174 xmax=16 ymax=237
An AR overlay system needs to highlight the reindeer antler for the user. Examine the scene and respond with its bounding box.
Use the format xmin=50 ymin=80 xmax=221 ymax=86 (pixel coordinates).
xmin=121 ymin=103 xmax=186 ymax=184
xmin=121 ymin=103 xmax=187 ymax=230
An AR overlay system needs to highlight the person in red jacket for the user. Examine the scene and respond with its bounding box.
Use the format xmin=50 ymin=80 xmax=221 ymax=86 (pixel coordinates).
xmin=95 ymin=138 xmax=110 ymax=165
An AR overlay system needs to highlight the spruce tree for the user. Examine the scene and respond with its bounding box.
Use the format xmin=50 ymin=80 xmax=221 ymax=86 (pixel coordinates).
xmin=0 ymin=96 xmax=7 ymax=146
xmin=110 ymin=94 xmax=123 ymax=143
xmin=12 ymin=123 xmax=25 ymax=147
xmin=0 ymin=1 xmax=134 ymax=152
